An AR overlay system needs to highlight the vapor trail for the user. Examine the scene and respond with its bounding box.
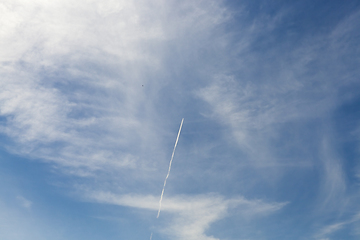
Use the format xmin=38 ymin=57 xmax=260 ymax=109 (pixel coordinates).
xmin=157 ymin=118 xmax=184 ymax=218
xmin=149 ymin=232 xmax=153 ymax=240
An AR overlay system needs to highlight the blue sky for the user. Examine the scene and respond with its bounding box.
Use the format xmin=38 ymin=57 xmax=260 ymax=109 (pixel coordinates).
xmin=1 ymin=0 xmax=360 ymax=239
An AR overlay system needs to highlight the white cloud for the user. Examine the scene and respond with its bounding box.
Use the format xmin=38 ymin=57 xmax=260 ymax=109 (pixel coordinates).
xmin=0 ymin=4 xmax=249 ymax=238
xmin=0 ymin=0 xmax=230 ymax=177
xmin=88 ymin=191 xmax=287 ymax=240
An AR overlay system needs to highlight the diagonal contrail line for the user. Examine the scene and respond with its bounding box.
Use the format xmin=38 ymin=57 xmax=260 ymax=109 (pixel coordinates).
xmin=157 ymin=118 xmax=184 ymax=218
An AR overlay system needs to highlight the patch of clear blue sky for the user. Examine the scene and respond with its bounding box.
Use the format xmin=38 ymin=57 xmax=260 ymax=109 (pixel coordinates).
xmin=0 ymin=149 xmax=123 ymax=240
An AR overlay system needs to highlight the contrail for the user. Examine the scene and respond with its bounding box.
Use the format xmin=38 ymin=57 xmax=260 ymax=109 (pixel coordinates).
xmin=157 ymin=118 xmax=184 ymax=218
xmin=149 ymin=232 xmax=153 ymax=240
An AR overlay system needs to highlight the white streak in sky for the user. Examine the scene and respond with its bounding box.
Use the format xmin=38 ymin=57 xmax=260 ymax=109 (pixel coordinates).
xmin=157 ymin=118 xmax=184 ymax=218
xmin=149 ymin=232 xmax=153 ymax=240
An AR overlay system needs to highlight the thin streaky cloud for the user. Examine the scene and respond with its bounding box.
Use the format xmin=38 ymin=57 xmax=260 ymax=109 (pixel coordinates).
xmin=88 ymin=191 xmax=287 ymax=240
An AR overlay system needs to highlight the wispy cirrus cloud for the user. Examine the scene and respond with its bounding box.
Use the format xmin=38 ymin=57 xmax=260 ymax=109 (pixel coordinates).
xmin=314 ymin=212 xmax=360 ymax=239
xmin=88 ymin=191 xmax=287 ymax=240
xmin=197 ymin=8 xmax=360 ymax=167
xmin=0 ymin=0 xmax=229 ymax=176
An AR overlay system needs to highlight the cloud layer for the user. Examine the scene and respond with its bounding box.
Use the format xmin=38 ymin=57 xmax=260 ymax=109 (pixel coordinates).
xmin=1 ymin=0 xmax=360 ymax=239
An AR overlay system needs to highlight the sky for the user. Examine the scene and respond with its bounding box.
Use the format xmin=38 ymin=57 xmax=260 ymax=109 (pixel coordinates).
xmin=0 ymin=0 xmax=360 ymax=239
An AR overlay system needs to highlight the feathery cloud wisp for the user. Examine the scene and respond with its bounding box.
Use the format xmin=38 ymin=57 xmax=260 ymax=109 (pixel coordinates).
xmin=89 ymin=191 xmax=287 ymax=240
